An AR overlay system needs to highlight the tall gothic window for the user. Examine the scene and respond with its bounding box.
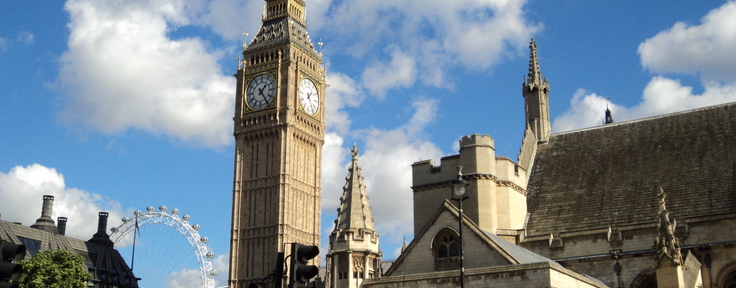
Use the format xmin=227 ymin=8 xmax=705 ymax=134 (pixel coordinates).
xmin=433 ymin=228 xmax=460 ymax=270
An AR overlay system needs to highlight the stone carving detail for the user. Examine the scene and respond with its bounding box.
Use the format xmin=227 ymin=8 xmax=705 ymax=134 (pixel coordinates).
xmin=653 ymin=187 xmax=683 ymax=265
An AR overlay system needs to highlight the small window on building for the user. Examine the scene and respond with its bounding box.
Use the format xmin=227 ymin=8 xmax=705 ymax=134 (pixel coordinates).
xmin=17 ymin=237 xmax=41 ymax=256
xmin=432 ymin=228 xmax=461 ymax=270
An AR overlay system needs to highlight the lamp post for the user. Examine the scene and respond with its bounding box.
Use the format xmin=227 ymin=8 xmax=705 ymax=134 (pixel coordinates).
xmin=611 ymin=249 xmax=623 ymax=288
xmin=451 ymin=166 xmax=470 ymax=288
xmin=704 ymin=253 xmax=712 ymax=288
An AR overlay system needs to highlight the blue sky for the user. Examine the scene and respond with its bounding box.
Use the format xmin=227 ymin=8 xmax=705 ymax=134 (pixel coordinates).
xmin=1 ymin=0 xmax=735 ymax=286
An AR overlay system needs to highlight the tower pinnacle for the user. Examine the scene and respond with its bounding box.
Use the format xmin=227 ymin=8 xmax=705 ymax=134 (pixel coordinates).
xmin=523 ymin=38 xmax=551 ymax=143
xmin=527 ymin=38 xmax=543 ymax=86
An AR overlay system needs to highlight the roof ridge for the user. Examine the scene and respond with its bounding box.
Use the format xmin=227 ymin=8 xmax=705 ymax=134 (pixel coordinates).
xmin=553 ymin=101 xmax=736 ymax=136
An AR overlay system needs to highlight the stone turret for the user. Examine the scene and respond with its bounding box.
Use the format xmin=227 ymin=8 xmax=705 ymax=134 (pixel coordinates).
xmin=30 ymin=195 xmax=58 ymax=233
xmin=326 ymin=144 xmax=382 ymax=288
xmin=412 ymin=134 xmax=528 ymax=243
xmin=523 ymin=38 xmax=551 ymax=143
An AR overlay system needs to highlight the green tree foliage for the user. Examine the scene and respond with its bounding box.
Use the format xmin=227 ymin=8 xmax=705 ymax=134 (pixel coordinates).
xmin=16 ymin=249 xmax=90 ymax=288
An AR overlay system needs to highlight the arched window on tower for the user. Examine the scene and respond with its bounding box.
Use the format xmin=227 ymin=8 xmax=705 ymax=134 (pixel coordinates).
xmin=433 ymin=228 xmax=460 ymax=270
xmin=721 ymin=264 xmax=736 ymax=288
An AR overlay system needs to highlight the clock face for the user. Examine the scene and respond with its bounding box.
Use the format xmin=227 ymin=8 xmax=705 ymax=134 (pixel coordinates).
xmin=299 ymin=78 xmax=319 ymax=115
xmin=247 ymin=74 xmax=276 ymax=110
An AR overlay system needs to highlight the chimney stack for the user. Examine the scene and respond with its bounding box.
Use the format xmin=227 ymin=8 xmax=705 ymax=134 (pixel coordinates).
xmin=31 ymin=195 xmax=58 ymax=233
xmin=57 ymin=217 xmax=68 ymax=236
xmin=88 ymin=212 xmax=113 ymax=248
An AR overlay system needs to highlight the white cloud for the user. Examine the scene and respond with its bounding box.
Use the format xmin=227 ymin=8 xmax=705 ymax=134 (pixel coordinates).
xmin=317 ymin=0 xmax=539 ymax=96
xmin=361 ymin=47 xmax=417 ymax=97
xmin=325 ymin=72 xmax=365 ymax=134
xmin=166 ymin=254 xmax=228 ymax=288
xmin=553 ymin=77 xmax=736 ymax=132
xmin=194 ymin=0 xmax=262 ymax=41
xmin=638 ymin=1 xmax=736 ymax=82
xmin=321 ymin=132 xmax=349 ymax=211
xmin=0 ymin=164 xmax=127 ymax=241
xmin=59 ymin=0 xmax=235 ymax=147
xmin=17 ymin=31 xmax=34 ymax=45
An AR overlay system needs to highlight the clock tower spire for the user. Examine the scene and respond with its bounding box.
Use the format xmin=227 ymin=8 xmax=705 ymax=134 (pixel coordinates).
xmin=229 ymin=0 xmax=326 ymax=286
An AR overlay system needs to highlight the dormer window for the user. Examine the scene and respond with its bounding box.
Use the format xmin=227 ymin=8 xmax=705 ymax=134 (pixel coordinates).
xmin=433 ymin=228 xmax=461 ymax=270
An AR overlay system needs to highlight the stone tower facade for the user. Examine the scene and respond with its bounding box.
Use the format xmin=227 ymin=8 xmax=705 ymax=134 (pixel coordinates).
xmin=326 ymin=145 xmax=382 ymax=288
xmin=411 ymin=134 xmax=528 ymax=243
xmin=523 ymin=38 xmax=551 ymax=143
xmin=228 ymin=0 xmax=326 ymax=286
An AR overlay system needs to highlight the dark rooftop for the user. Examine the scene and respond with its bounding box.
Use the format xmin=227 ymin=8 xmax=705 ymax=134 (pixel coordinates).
xmin=526 ymin=102 xmax=736 ymax=236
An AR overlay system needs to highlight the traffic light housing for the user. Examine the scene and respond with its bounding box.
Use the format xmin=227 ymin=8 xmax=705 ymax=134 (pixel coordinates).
xmin=288 ymin=243 xmax=319 ymax=288
xmin=0 ymin=240 xmax=26 ymax=288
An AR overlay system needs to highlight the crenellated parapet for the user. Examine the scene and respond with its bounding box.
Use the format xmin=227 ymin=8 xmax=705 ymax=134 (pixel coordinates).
xmin=411 ymin=134 xmax=528 ymax=240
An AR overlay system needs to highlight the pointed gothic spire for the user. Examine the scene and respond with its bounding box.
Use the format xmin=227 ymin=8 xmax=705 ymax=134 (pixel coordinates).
xmin=604 ymin=106 xmax=614 ymax=124
xmin=401 ymin=229 xmax=407 ymax=253
xmin=527 ymin=38 xmax=543 ymax=86
xmin=654 ymin=187 xmax=683 ymax=265
xmin=334 ymin=144 xmax=376 ymax=231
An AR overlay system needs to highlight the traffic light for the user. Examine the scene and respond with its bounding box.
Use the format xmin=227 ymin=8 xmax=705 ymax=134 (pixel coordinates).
xmin=288 ymin=243 xmax=319 ymax=288
xmin=0 ymin=240 xmax=26 ymax=288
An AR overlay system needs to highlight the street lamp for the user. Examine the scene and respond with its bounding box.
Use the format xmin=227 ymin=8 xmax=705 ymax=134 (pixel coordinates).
xmin=611 ymin=249 xmax=623 ymax=288
xmin=451 ymin=166 xmax=470 ymax=288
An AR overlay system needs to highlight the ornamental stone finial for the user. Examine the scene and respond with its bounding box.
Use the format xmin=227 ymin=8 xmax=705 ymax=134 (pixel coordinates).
xmin=653 ymin=187 xmax=683 ymax=266
xmin=351 ymin=143 xmax=359 ymax=160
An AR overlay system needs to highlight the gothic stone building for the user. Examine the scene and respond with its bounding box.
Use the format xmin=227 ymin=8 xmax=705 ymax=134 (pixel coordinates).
xmin=361 ymin=39 xmax=736 ymax=288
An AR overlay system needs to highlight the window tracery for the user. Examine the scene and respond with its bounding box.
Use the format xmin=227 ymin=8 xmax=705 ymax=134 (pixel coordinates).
xmin=433 ymin=228 xmax=461 ymax=270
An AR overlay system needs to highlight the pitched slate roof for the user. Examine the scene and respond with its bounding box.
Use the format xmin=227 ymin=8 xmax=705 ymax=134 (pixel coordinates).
xmin=483 ymin=231 xmax=554 ymax=265
xmin=526 ymin=102 xmax=736 ymax=236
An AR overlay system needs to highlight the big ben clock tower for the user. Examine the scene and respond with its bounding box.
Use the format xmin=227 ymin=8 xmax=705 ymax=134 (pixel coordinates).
xmin=229 ymin=0 xmax=325 ymax=286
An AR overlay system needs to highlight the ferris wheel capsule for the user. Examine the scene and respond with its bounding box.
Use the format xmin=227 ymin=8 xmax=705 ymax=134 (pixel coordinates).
xmin=110 ymin=227 xmax=117 ymax=233
xmin=146 ymin=206 xmax=155 ymax=212
xmin=192 ymin=224 xmax=201 ymax=231
xmin=182 ymin=214 xmax=191 ymax=221
xmin=171 ymin=208 xmax=179 ymax=215
xmin=159 ymin=206 xmax=167 ymax=212
xmin=200 ymin=237 xmax=209 ymax=243
xmin=134 ymin=210 xmax=142 ymax=216
xmin=206 ymin=252 xmax=215 ymax=259
xmin=122 ymin=217 xmax=130 ymax=223
xmin=210 ymin=270 xmax=219 ymax=276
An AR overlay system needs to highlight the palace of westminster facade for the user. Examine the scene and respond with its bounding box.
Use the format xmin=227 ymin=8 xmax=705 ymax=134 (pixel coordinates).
xmin=228 ymin=1 xmax=736 ymax=287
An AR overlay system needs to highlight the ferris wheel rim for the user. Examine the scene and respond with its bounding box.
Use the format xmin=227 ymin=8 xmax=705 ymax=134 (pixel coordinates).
xmin=110 ymin=206 xmax=217 ymax=288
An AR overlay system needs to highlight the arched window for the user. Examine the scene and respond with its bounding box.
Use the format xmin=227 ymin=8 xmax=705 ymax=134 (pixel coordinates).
xmin=433 ymin=228 xmax=460 ymax=270
xmin=718 ymin=261 xmax=736 ymax=288
xmin=630 ymin=269 xmax=656 ymax=288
